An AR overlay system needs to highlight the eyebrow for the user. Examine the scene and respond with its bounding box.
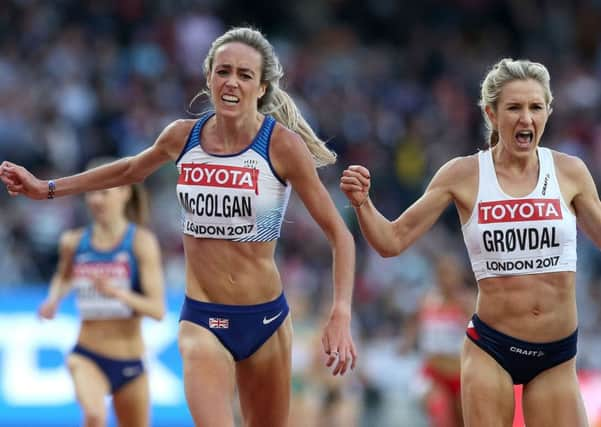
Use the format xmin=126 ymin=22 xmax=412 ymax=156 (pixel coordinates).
xmin=504 ymin=100 xmax=544 ymax=105
xmin=215 ymin=64 xmax=256 ymax=75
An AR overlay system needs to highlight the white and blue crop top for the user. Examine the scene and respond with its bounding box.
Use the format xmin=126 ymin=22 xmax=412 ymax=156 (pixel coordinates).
xmin=175 ymin=112 xmax=291 ymax=242
xmin=461 ymin=147 xmax=577 ymax=280
xmin=71 ymin=224 xmax=141 ymax=320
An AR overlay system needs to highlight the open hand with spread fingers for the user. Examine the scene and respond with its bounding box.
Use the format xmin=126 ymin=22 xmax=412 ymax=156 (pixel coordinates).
xmin=340 ymin=165 xmax=371 ymax=208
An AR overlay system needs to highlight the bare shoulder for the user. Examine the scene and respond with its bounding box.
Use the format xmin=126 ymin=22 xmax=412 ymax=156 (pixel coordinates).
xmin=133 ymin=226 xmax=160 ymax=250
xmin=550 ymin=149 xmax=590 ymax=179
xmin=433 ymin=153 xmax=479 ymax=185
xmin=269 ymin=122 xmax=312 ymax=180
xmin=429 ymin=153 xmax=479 ymax=215
xmin=550 ymin=149 xmax=598 ymax=204
xmin=59 ymin=228 xmax=85 ymax=253
xmin=155 ymin=119 xmax=198 ymax=158
xmin=269 ymin=122 xmax=306 ymax=155
xmin=162 ymin=119 xmax=197 ymax=138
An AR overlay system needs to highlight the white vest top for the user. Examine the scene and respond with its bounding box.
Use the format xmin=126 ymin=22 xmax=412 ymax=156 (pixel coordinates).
xmin=175 ymin=113 xmax=291 ymax=242
xmin=461 ymin=147 xmax=577 ymax=280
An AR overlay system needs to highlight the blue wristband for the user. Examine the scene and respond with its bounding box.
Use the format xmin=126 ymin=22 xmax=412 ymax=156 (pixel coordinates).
xmin=47 ymin=180 xmax=56 ymax=199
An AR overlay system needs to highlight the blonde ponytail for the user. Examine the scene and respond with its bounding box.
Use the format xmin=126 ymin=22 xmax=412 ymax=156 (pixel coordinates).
xmin=264 ymin=87 xmax=336 ymax=167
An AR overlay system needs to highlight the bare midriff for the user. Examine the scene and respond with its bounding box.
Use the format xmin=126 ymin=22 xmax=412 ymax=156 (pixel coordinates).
xmin=183 ymin=235 xmax=282 ymax=305
xmin=476 ymin=271 xmax=577 ymax=342
xmin=78 ymin=317 xmax=144 ymax=359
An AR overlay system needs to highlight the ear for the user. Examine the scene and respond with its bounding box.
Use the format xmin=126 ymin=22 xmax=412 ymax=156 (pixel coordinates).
xmin=259 ymin=83 xmax=267 ymax=99
xmin=485 ymin=105 xmax=497 ymax=129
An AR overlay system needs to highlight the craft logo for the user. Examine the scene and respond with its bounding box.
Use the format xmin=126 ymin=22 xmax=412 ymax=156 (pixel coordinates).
xmin=542 ymin=173 xmax=550 ymax=196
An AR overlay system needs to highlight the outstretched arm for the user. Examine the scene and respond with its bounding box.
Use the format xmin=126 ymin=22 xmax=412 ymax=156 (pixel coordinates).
xmin=1 ymin=120 xmax=191 ymax=199
xmin=341 ymin=160 xmax=463 ymax=257
xmin=563 ymin=156 xmax=601 ymax=248
xmin=271 ymin=126 xmax=357 ymax=376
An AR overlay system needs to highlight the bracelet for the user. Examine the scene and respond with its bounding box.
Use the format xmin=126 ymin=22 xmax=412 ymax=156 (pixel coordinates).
xmin=47 ymin=180 xmax=56 ymax=199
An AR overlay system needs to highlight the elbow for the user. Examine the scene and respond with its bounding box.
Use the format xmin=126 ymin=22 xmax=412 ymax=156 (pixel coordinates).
xmin=375 ymin=228 xmax=406 ymax=258
xmin=378 ymin=247 xmax=401 ymax=258
xmin=132 ymin=172 xmax=147 ymax=185
xmin=374 ymin=239 xmax=404 ymax=258
xmin=127 ymin=172 xmax=146 ymax=186
xmin=123 ymin=157 xmax=147 ymax=185
xmin=129 ymin=175 xmax=145 ymax=186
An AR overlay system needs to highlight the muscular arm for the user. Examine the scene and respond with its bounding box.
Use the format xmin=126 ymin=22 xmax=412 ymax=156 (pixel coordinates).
xmin=271 ymin=125 xmax=357 ymax=373
xmin=557 ymin=153 xmax=601 ymax=248
xmin=1 ymin=120 xmax=193 ymax=199
xmin=349 ymin=158 xmax=468 ymax=257
xmin=271 ymin=127 xmax=355 ymax=312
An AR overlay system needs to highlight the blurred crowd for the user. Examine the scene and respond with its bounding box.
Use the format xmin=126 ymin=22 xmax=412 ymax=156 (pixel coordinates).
xmin=2 ymin=1 xmax=601 ymax=425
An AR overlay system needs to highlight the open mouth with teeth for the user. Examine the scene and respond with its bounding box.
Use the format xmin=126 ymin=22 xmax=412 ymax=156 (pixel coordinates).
xmin=221 ymin=94 xmax=240 ymax=104
xmin=515 ymin=130 xmax=533 ymax=146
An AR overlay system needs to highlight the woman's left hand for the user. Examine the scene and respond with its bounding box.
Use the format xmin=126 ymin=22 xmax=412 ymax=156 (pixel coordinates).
xmin=321 ymin=307 xmax=357 ymax=376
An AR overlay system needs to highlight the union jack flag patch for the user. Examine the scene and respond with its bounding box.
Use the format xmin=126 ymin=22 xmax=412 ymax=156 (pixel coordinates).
xmin=209 ymin=317 xmax=229 ymax=329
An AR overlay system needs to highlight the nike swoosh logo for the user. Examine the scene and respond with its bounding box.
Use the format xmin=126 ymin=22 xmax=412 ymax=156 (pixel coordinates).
xmin=122 ymin=366 xmax=140 ymax=377
xmin=263 ymin=311 xmax=283 ymax=325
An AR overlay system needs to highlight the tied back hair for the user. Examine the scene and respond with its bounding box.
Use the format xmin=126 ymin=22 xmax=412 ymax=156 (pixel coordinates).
xmin=86 ymin=157 xmax=150 ymax=225
xmin=478 ymin=58 xmax=553 ymax=148
xmin=193 ymin=26 xmax=336 ymax=167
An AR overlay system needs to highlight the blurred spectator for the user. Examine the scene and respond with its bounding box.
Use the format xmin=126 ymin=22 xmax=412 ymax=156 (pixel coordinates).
xmin=400 ymin=255 xmax=475 ymax=427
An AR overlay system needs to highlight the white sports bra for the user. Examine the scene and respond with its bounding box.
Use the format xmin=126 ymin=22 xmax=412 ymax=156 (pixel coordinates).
xmin=461 ymin=147 xmax=577 ymax=280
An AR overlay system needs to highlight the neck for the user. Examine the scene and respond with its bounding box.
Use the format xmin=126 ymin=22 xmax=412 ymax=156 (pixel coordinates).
xmin=492 ymin=144 xmax=539 ymax=173
xmin=213 ymin=112 xmax=263 ymax=151
xmin=93 ymin=218 xmax=128 ymax=240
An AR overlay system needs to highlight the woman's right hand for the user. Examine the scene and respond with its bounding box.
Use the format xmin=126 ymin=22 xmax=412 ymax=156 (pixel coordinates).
xmin=340 ymin=165 xmax=371 ymax=208
xmin=38 ymin=300 xmax=58 ymax=320
xmin=0 ymin=161 xmax=47 ymax=199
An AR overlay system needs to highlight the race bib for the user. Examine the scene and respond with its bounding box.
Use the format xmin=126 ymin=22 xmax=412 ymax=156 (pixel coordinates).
xmin=177 ymin=163 xmax=259 ymax=239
